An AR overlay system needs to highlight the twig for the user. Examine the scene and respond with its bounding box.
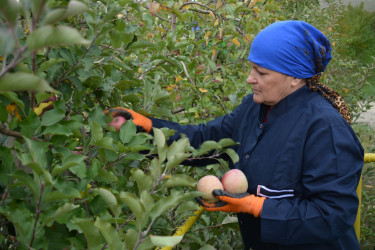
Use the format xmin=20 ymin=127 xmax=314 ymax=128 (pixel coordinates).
xmin=179 ymin=2 xmax=216 ymax=13
xmin=29 ymin=182 xmax=45 ymax=248
xmin=214 ymin=94 xmax=226 ymax=112
xmin=0 ymin=46 xmax=28 ymax=78
xmin=138 ymin=60 xmax=167 ymax=80
xmin=0 ymin=124 xmax=23 ymax=139
xmin=235 ymin=27 xmax=252 ymax=44
xmin=0 ymin=9 xmax=21 ymax=49
xmin=57 ymin=31 xmax=101 ymax=83
xmin=0 ymin=124 xmax=42 ymax=141
xmin=180 ymin=61 xmax=202 ymax=99
xmin=191 ymin=223 xmax=224 ymax=232
xmin=172 ymin=107 xmax=185 ymax=114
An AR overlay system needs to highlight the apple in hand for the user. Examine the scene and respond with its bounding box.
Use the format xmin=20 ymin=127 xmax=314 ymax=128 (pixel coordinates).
xmin=221 ymin=169 xmax=248 ymax=194
xmin=109 ymin=116 xmax=127 ymax=131
xmin=197 ymin=175 xmax=224 ymax=202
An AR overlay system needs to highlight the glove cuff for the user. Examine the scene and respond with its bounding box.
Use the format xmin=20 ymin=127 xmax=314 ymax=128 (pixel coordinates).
xmin=126 ymin=109 xmax=152 ymax=133
xmin=246 ymin=195 xmax=266 ymax=218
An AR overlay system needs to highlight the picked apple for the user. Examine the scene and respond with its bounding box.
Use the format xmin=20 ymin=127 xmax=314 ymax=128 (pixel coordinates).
xmin=197 ymin=175 xmax=224 ymax=202
xmin=221 ymin=169 xmax=248 ymax=194
xmin=109 ymin=116 xmax=127 ymax=131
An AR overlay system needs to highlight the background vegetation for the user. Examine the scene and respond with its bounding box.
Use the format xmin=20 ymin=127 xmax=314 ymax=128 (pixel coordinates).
xmin=0 ymin=0 xmax=374 ymax=249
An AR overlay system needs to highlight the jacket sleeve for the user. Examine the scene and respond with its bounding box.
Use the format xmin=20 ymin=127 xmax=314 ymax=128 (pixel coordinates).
xmin=150 ymin=95 xmax=253 ymax=149
xmin=260 ymin=116 xmax=364 ymax=245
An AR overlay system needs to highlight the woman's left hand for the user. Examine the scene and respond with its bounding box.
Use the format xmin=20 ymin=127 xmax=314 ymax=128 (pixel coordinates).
xmin=195 ymin=189 xmax=266 ymax=218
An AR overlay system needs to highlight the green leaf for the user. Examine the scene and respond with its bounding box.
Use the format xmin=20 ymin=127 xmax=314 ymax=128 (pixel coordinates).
xmin=150 ymin=158 xmax=161 ymax=180
xmin=44 ymin=189 xmax=81 ymax=202
xmin=43 ymin=203 xmax=79 ymax=226
xmin=0 ymin=205 xmax=34 ymax=244
xmin=24 ymin=137 xmax=47 ymax=170
xmin=218 ymin=138 xmax=238 ymax=148
xmin=94 ymin=217 xmax=123 ymax=249
xmin=150 ymin=191 xmax=200 ymax=222
xmin=128 ymin=40 xmax=158 ymax=50
xmin=0 ymin=0 xmax=20 ymax=26
xmin=110 ymin=29 xmax=122 ymax=48
xmin=167 ymin=137 xmax=190 ymax=160
xmin=66 ymin=1 xmax=89 ymax=17
xmin=0 ymin=146 xmax=14 ymax=185
xmin=38 ymin=58 xmax=66 ymax=73
xmin=72 ymin=218 xmax=103 ymax=249
xmin=90 ymin=121 xmax=103 ymax=145
xmin=131 ymin=168 xmax=153 ymax=193
xmin=0 ymin=72 xmax=54 ymax=92
xmin=42 ymin=124 xmax=73 ymax=136
xmin=93 ymin=188 xmax=121 ymax=217
xmin=120 ymin=120 xmax=136 ymax=144
xmin=52 ymin=154 xmax=87 ymax=175
xmin=120 ymin=192 xmax=145 ymax=229
xmin=225 ymin=148 xmax=239 ymax=164
xmin=123 ymin=228 xmax=138 ymax=250
xmin=0 ymin=104 xmax=7 ymax=123
xmin=153 ymin=128 xmax=166 ymax=162
xmin=150 ymin=235 xmax=183 ymax=248
xmin=0 ymin=26 xmax=15 ymax=57
xmin=0 ymin=92 xmax=25 ymax=112
xmin=96 ymin=137 xmax=115 ymax=151
xmin=43 ymin=8 xmax=66 ymax=25
xmin=96 ymin=169 xmax=118 ymax=183
xmin=194 ymin=140 xmax=219 ymax=156
xmin=27 ymin=25 xmax=90 ymax=50
xmin=12 ymin=170 xmax=39 ymax=200
xmin=20 ymin=111 xmax=41 ymax=138
xmin=170 ymin=6 xmax=184 ymax=21
xmin=163 ymin=174 xmax=196 ymax=188
xmin=41 ymin=100 xmax=66 ymax=126
xmin=166 ymin=152 xmax=191 ymax=169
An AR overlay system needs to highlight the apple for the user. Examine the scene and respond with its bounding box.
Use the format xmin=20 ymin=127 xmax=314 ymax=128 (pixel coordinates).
xmin=197 ymin=175 xmax=224 ymax=202
xmin=109 ymin=116 xmax=127 ymax=131
xmin=150 ymin=2 xmax=160 ymax=16
xmin=221 ymin=169 xmax=248 ymax=194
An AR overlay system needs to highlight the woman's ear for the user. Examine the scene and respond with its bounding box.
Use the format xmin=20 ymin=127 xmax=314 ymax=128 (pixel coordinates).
xmin=291 ymin=77 xmax=306 ymax=87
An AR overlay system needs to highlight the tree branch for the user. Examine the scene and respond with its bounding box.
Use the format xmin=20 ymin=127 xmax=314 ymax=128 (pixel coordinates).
xmin=0 ymin=46 xmax=28 ymax=78
xmin=180 ymin=61 xmax=202 ymax=99
xmin=0 ymin=124 xmax=23 ymax=139
xmin=57 ymin=31 xmax=101 ymax=83
xmin=29 ymin=182 xmax=44 ymax=248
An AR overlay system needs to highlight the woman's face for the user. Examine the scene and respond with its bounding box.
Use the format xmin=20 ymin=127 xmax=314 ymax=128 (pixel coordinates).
xmin=247 ymin=62 xmax=303 ymax=107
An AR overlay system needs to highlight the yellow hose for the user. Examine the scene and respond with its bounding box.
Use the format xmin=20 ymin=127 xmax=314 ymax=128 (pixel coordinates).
xmin=155 ymin=207 xmax=205 ymax=250
xmin=354 ymin=153 xmax=375 ymax=242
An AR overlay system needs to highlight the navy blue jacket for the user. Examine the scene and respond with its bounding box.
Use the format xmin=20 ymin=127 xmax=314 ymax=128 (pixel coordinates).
xmin=151 ymin=85 xmax=364 ymax=249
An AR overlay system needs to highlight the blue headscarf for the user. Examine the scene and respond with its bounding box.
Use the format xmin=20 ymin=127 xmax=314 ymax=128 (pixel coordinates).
xmin=248 ymin=20 xmax=332 ymax=79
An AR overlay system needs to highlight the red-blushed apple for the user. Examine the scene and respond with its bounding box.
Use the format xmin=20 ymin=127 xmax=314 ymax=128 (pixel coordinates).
xmin=221 ymin=169 xmax=248 ymax=194
xmin=108 ymin=116 xmax=127 ymax=131
xmin=197 ymin=175 xmax=224 ymax=202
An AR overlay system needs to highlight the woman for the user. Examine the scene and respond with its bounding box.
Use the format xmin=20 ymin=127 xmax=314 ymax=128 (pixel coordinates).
xmin=109 ymin=20 xmax=364 ymax=249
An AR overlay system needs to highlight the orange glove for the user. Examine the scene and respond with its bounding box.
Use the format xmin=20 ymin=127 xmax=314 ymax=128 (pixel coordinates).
xmin=195 ymin=189 xmax=266 ymax=218
xmin=107 ymin=107 xmax=152 ymax=133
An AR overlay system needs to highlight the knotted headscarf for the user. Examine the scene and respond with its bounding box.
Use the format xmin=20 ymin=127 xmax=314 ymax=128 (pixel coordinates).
xmin=248 ymin=20 xmax=351 ymax=123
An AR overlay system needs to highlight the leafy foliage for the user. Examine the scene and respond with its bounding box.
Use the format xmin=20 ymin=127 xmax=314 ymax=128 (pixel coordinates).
xmin=0 ymin=0 xmax=374 ymax=249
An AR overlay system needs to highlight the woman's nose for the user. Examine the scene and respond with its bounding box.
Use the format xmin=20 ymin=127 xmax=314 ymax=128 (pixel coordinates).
xmin=247 ymin=71 xmax=256 ymax=85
